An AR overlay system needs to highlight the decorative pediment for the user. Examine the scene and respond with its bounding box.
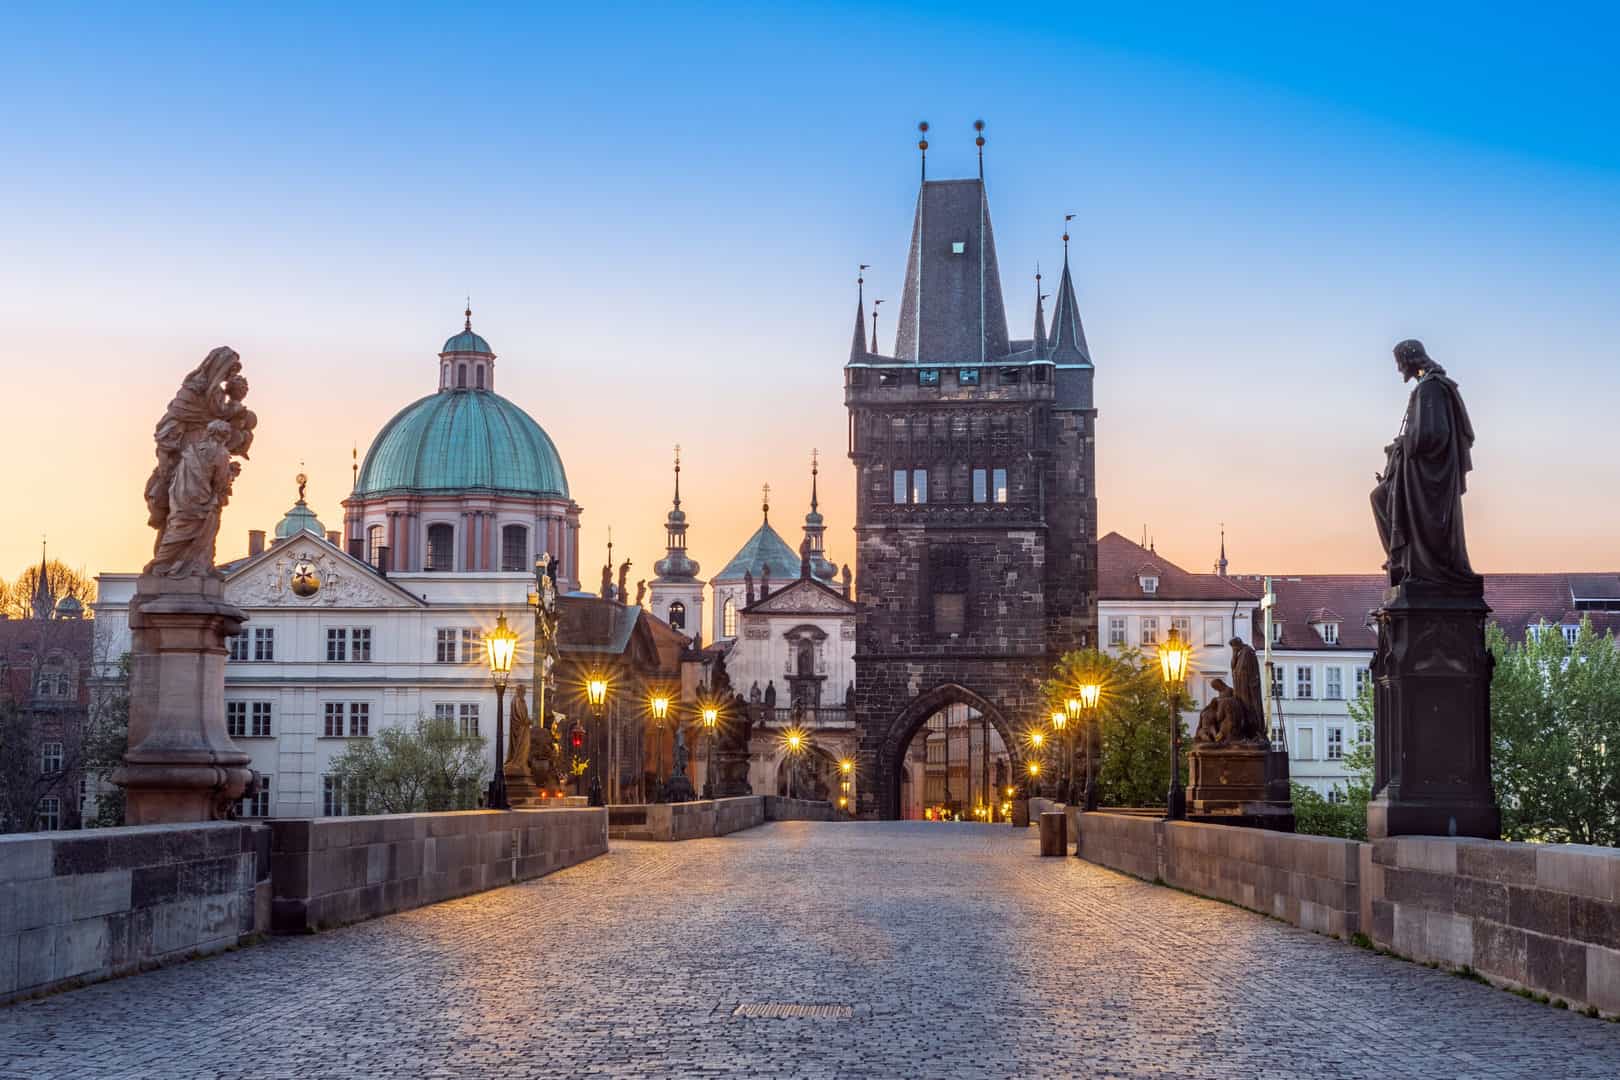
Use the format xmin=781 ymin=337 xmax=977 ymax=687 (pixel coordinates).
xmin=224 ymin=537 xmax=424 ymax=610
xmin=748 ymin=579 xmax=856 ymax=615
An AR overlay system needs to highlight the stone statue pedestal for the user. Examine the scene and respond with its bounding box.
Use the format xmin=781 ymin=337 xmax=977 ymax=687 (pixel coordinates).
xmin=504 ymin=761 xmax=546 ymax=808
xmin=660 ymin=773 xmax=697 ymax=803
xmin=1367 ymin=582 xmax=1500 ymax=840
xmin=112 ymin=575 xmax=256 ymax=824
xmin=1188 ymin=744 xmax=1295 ymax=832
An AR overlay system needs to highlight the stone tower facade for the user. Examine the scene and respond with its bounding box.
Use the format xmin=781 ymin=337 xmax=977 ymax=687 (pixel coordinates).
xmin=845 ymin=171 xmax=1098 ymax=818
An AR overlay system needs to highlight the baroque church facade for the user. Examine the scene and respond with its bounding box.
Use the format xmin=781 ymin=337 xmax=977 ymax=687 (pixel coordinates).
xmin=844 ymin=158 xmax=1100 ymax=818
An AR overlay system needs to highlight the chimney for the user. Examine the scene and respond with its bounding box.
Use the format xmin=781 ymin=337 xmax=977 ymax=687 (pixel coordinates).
xmin=375 ymin=545 xmax=390 ymax=577
xmin=326 ymin=530 xmax=341 ymax=547
xmin=248 ymin=530 xmax=266 ymax=557
xmin=348 ymin=538 xmax=365 ymax=560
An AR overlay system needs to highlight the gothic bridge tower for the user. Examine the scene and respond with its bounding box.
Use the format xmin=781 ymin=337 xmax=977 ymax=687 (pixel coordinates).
xmin=844 ymin=134 xmax=1098 ymax=818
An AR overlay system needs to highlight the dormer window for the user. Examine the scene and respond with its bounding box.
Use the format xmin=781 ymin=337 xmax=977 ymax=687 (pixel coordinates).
xmin=1139 ymin=575 xmax=1159 ymax=595
xmin=1272 ymin=621 xmax=1284 ymax=643
xmin=1320 ymin=622 xmax=1339 ymax=645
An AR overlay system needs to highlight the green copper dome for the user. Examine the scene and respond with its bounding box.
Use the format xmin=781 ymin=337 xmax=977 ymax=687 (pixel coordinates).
xmin=442 ymin=329 xmax=493 ymax=354
xmin=354 ymin=391 xmax=570 ymax=499
xmin=275 ymin=499 xmax=326 ymax=540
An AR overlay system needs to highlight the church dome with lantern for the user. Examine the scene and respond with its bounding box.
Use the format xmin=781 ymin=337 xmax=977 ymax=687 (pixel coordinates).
xmin=340 ymin=309 xmax=582 ymax=587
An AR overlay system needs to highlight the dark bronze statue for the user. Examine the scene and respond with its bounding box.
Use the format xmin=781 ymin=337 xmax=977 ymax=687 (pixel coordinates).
xmin=1371 ymin=340 xmax=1481 ymax=590
xmin=1229 ymin=637 xmax=1265 ymax=740
xmin=1195 ymin=679 xmax=1246 ymax=744
xmin=617 ymin=560 xmax=632 ymax=605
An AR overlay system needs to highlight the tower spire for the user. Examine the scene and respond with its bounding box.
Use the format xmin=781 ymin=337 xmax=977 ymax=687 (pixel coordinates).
xmin=672 ymin=444 xmax=682 ymax=509
xmin=32 ymin=538 xmax=52 ymax=620
xmin=850 ymin=267 xmax=869 ymax=360
xmin=871 ymin=298 xmax=884 ymax=356
xmin=974 ymin=119 xmax=985 ymax=181
xmin=1033 ymin=265 xmax=1047 ymax=359
xmin=464 ymin=298 xmax=472 ymax=332
xmin=810 ymin=449 xmax=820 ymax=514
xmin=1216 ymin=523 xmax=1229 ymax=577
xmin=1047 ymin=215 xmax=1091 ymax=363
xmin=801 ymin=450 xmax=833 ymax=582
xmin=917 ymin=121 xmax=929 ymax=181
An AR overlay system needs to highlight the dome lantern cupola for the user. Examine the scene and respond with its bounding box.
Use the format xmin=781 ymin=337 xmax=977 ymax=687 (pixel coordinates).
xmin=439 ymin=305 xmax=497 ymax=393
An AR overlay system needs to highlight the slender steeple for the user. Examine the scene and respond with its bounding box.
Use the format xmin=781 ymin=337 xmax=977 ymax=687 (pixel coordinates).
xmin=31 ymin=540 xmax=53 ymax=621
xmin=1215 ymin=524 xmax=1229 ymax=578
xmin=801 ymin=450 xmax=836 ymax=582
xmin=1032 ymin=267 xmax=1048 ymax=360
xmin=654 ymin=445 xmax=699 ymax=581
xmin=850 ymin=266 xmax=869 ymax=360
xmin=1047 ymin=219 xmax=1091 ymax=364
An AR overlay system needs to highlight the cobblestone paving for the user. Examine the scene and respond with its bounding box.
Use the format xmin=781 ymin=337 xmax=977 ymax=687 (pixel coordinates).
xmin=3 ymin=822 xmax=1615 ymax=1078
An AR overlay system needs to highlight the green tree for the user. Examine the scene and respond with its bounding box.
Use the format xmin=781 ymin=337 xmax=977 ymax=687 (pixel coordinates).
xmin=1044 ymin=647 xmax=1186 ymax=809
xmin=1291 ymin=686 xmax=1374 ymax=840
xmin=0 ymin=560 xmax=96 ymax=620
xmin=1490 ymin=618 xmax=1620 ymax=845
xmin=327 ymin=716 xmax=488 ymax=814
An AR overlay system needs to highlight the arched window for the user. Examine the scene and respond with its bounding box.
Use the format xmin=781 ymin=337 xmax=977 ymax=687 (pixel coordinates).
xmin=667 ymin=601 xmax=686 ymax=631
xmin=457 ymin=364 xmax=467 ymax=388
xmin=426 ymin=524 xmax=454 ymax=571
xmin=366 ymin=524 xmax=385 ymax=566
xmin=36 ymin=654 xmax=71 ymax=700
xmin=475 ymin=365 xmax=486 ymax=390
xmin=722 ymin=597 xmax=737 ymax=638
xmin=501 ymin=524 xmax=528 ymax=572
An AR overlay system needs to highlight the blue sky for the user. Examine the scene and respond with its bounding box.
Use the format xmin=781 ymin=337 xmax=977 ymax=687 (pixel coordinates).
xmin=3 ymin=2 xmax=1617 ymax=583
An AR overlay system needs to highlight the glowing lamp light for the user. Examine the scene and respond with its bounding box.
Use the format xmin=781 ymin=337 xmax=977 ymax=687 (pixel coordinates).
xmin=1079 ymin=683 xmax=1101 ymax=710
xmin=1159 ymin=628 xmax=1190 ymax=684
xmin=569 ymin=721 xmax=584 ymax=750
xmin=1029 ymin=731 xmax=1044 ymax=750
xmin=1050 ymin=709 xmax=1067 ymax=731
xmin=839 ymin=758 xmax=854 ymax=775
xmin=586 ymin=677 xmax=609 ymax=708
xmin=701 ymin=706 xmax=719 ymax=730
xmin=1027 ymin=761 xmax=1041 ymax=777
xmin=838 ymin=796 xmax=848 ymax=808
xmin=484 ymin=613 xmax=518 ymax=686
xmin=650 ymin=695 xmax=671 ymax=722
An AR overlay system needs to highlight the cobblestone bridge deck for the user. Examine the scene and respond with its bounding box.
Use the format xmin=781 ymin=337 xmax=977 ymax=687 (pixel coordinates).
xmin=3 ymin=822 xmax=1614 ymax=1078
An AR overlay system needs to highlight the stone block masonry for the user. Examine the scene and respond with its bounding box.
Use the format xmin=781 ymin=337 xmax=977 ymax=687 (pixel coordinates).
xmin=0 ymin=821 xmax=269 ymax=1005
xmin=268 ymin=807 xmax=606 ymax=933
xmin=606 ymin=796 xmax=834 ymax=841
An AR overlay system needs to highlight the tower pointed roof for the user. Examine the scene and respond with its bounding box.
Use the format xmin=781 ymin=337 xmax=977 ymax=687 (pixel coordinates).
xmin=1032 ymin=269 xmax=1048 ymax=361
xmin=654 ymin=447 xmax=700 ymax=582
xmin=893 ymin=178 xmax=1010 ymax=364
xmin=1047 ymin=248 xmax=1091 ymax=365
xmin=31 ymin=542 xmax=53 ymax=620
xmin=800 ymin=451 xmax=837 ymax=582
xmin=849 ymin=297 xmax=867 ymax=361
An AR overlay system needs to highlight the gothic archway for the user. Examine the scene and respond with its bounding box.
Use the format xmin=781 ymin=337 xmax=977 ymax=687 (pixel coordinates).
xmin=877 ymin=683 xmax=1023 ymax=820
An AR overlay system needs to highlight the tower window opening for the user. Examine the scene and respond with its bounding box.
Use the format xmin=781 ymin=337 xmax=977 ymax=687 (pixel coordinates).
xmin=501 ymin=524 xmax=528 ymax=572
xmin=366 ymin=524 xmax=385 ymax=565
xmin=476 ymin=365 xmax=486 ymax=389
xmin=457 ymin=364 xmax=468 ymax=388
xmin=668 ymin=601 xmax=686 ymax=631
xmin=426 ymin=523 xmax=455 ymax=571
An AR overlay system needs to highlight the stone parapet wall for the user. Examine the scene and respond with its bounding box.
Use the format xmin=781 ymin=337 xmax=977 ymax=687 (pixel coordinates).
xmin=269 ymin=807 xmax=606 ymax=933
xmin=606 ymin=796 xmax=835 ymax=841
xmin=1166 ymin=822 xmax=1360 ymax=939
xmin=1 ymin=822 xmax=269 ymax=1005
xmin=764 ymin=796 xmax=837 ymax=822
xmin=1363 ymin=836 xmax=1620 ymax=1014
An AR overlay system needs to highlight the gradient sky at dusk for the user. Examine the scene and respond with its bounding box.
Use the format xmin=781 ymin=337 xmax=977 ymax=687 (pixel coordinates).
xmin=3 ymin=3 xmax=1618 ymax=592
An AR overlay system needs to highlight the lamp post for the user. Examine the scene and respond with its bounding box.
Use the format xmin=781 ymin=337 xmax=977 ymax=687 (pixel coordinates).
xmin=783 ymin=728 xmax=807 ymax=800
xmin=1050 ymin=708 xmax=1070 ymax=806
xmin=700 ymin=704 xmax=719 ymax=799
xmin=1076 ymin=682 xmax=1101 ymax=812
xmin=483 ymin=612 xmax=519 ymax=811
xmin=586 ymin=676 xmax=609 ymax=807
xmin=1027 ymin=729 xmax=1045 ymax=799
xmin=1159 ymin=628 xmax=1191 ymax=821
xmin=649 ymin=694 xmax=670 ymax=803
xmin=838 ymin=757 xmax=853 ymax=815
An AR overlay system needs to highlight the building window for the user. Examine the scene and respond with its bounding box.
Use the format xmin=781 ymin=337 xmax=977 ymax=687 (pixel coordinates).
xmin=36 ymin=797 xmax=61 ymax=831
xmin=435 ymin=628 xmax=459 ymax=663
xmin=251 ymin=701 xmax=273 ymax=737
xmin=1295 ymin=666 xmax=1314 ymax=699
xmin=227 ymin=634 xmax=249 ymax=661
xmin=971 ymin=468 xmax=987 ymax=504
xmin=501 ymin=525 xmax=528 ymax=572
xmin=241 ymin=775 xmax=271 ymax=818
xmin=1108 ymin=617 xmax=1126 ymax=647
xmin=1203 ymin=616 xmax=1225 ymax=647
xmin=456 ymin=364 xmax=467 ymax=389
xmin=1140 ymin=617 xmax=1159 ymax=646
xmin=461 ymin=629 xmax=481 ymax=662
xmin=253 ymin=627 xmax=275 ymax=661
xmin=351 ymin=627 xmax=372 ymax=662
xmin=326 ymin=627 xmax=348 ymax=662
xmin=324 ymin=702 xmax=345 ymax=738
xmin=227 ymin=700 xmax=247 ymax=738
xmin=912 ymin=469 xmax=928 ymax=505
xmin=892 ymin=470 xmax=908 ymax=505
xmin=1325 ymin=787 xmax=1345 ymax=805
xmin=322 ymin=775 xmax=346 ymax=817
xmin=1355 ymin=667 xmax=1371 ymax=697
xmin=426 ymin=524 xmax=455 ymax=572
xmin=348 ymin=703 xmax=370 ymax=737
xmin=1320 ymin=622 xmax=1339 ymax=644
xmin=723 ymin=597 xmax=738 ymax=638
xmin=1269 ymin=663 xmax=1284 ymax=699
xmin=41 ymin=741 xmax=64 ymax=773
xmin=1171 ymin=616 xmax=1191 ymax=644
xmin=998 ymin=367 xmax=1021 ymax=385
xmin=1139 ymin=575 xmax=1159 ymax=595
xmin=230 ymin=701 xmax=273 ymax=738
xmin=1563 ymin=624 xmax=1580 ymax=645
xmin=367 ymin=524 xmax=385 ymax=565
xmin=1327 ymin=726 xmax=1344 ymax=760
xmin=918 ymin=369 xmax=940 ymax=388
xmin=930 ymin=545 xmax=969 ymax=637
xmin=1296 ymin=726 xmax=1315 ymax=760
xmin=667 ymin=601 xmax=686 ymax=631
xmin=433 ymin=703 xmax=456 ymax=726
xmin=1272 ymin=621 xmax=1284 ymax=643
xmin=958 ymin=368 xmax=980 ymax=386
xmin=458 ymin=703 xmax=480 ymax=738
xmin=475 ymin=365 xmax=486 ymax=390
xmin=1325 ymin=666 xmax=1344 ymax=700
xmin=992 ymin=468 xmax=1008 ymax=504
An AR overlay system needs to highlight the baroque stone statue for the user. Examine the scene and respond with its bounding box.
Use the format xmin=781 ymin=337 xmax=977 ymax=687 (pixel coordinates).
xmin=1370 ymin=339 xmax=1481 ymax=591
xmin=1228 ymin=638 xmax=1265 ymax=740
xmin=618 ymin=560 xmax=632 ymax=606
xmin=143 ymin=347 xmax=257 ymax=578
xmin=506 ymin=683 xmax=532 ymax=769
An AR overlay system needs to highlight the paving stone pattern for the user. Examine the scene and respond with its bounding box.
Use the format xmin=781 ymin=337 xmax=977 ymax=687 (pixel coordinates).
xmin=2 ymin=822 xmax=1616 ymax=1079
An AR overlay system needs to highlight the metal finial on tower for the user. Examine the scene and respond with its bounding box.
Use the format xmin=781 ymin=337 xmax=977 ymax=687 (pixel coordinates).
xmin=872 ymin=298 xmax=884 ymax=353
xmin=1063 ymin=212 xmax=1075 ymax=255
xmin=917 ymin=121 xmax=929 ymax=181
xmin=761 ymin=482 xmax=771 ymax=523
xmin=810 ymin=449 xmax=820 ymax=513
xmin=464 ymin=298 xmax=472 ymax=331
xmin=858 ymin=264 xmax=870 ymax=307
xmin=606 ymin=526 xmax=613 ymax=572
xmin=974 ymin=119 xmax=986 ymax=180
xmin=672 ymin=444 xmax=682 ymax=508
xmin=351 ymin=444 xmax=358 ymax=488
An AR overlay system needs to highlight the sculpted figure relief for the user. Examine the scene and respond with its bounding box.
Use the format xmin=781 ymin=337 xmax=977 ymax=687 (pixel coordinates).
xmin=1371 ymin=340 xmax=1481 ymax=590
xmin=144 ymin=347 xmax=256 ymax=577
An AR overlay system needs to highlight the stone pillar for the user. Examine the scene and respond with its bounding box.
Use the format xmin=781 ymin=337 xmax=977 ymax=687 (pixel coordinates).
xmin=112 ymin=575 xmax=255 ymax=824
xmin=1367 ymin=582 xmax=1500 ymax=839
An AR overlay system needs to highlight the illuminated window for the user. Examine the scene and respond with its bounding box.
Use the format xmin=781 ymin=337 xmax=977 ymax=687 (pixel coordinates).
xmin=667 ymin=601 xmax=686 ymax=631
xmin=992 ymin=468 xmax=1008 ymax=504
xmin=723 ymin=597 xmax=738 ymax=638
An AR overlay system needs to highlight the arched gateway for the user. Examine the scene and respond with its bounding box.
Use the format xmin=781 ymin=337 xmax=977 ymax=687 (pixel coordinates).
xmin=878 ymin=683 xmax=1022 ymax=820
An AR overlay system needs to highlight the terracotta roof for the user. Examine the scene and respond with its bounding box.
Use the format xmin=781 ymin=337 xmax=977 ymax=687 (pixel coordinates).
xmin=1097 ymin=533 xmax=1259 ymax=602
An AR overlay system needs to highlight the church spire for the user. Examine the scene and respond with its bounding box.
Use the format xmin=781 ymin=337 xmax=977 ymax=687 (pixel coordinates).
xmin=31 ymin=540 xmax=53 ymax=620
xmin=1032 ymin=266 xmax=1047 ymax=360
xmin=801 ymin=450 xmax=836 ymax=582
xmin=1048 ymin=218 xmax=1091 ymax=364
xmin=1215 ymin=524 xmax=1229 ymax=577
xmin=850 ymin=267 xmax=869 ymax=360
xmin=654 ymin=445 xmax=699 ymax=582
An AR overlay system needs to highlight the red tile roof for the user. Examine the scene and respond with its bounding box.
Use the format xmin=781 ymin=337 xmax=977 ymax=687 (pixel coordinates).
xmin=1097 ymin=533 xmax=1259 ymax=602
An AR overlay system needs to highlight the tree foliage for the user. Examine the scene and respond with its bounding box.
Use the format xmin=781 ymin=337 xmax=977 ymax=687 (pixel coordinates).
xmin=1291 ymin=686 xmax=1374 ymax=840
xmin=326 ymin=717 xmax=488 ymax=815
xmin=1044 ymin=647 xmax=1186 ymax=808
xmin=1491 ymin=618 xmax=1620 ymax=845
xmin=0 ymin=560 xmax=96 ymax=620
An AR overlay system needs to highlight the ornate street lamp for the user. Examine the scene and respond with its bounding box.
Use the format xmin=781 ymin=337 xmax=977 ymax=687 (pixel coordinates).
xmin=1159 ymin=628 xmax=1191 ymax=821
xmin=586 ymin=676 xmax=609 ymax=807
xmin=1076 ymin=682 xmax=1101 ymax=811
xmin=781 ymin=727 xmax=809 ymax=800
xmin=483 ymin=612 xmax=519 ymax=811
xmin=838 ymin=757 xmax=854 ymax=815
xmin=649 ymin=693 xmax=671 ymax=803
xmin=700 ymin=704 xmax=719 ymax=799
xmin=1050 ymin=708 xmax=1071 ymax=806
